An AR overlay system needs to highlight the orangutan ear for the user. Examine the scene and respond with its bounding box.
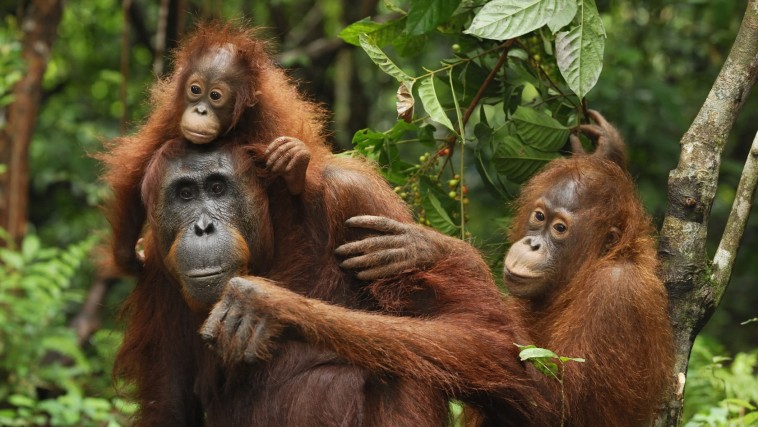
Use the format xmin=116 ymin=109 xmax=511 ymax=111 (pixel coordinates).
xmin=250 ymin=90 xmax=262 ymax=107
xmin=605 ymin=226 xmax=621 ymax=250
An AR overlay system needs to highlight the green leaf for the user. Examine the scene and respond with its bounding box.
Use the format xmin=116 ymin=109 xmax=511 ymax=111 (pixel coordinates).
xmin=393 ymin=33 xmax=429 ymax=57
xmin=407 ymin=0 xmax=462 ymax=36
xmin=358 ymin=34 xmax=414 ymax=83
xmin=9 ymin=394 xmax=35 ymax=408
xmin=0 ymin=250 xmax=23 ymax=270
xmin=741 ymin=412 xmax=758 ymax=425
xmin=352 ymin=128 xmax=387 ymax=161
xmin=474 ymin=124 xmax=512 ymax=200
xmin=518 ymin=347 xmax=559 ymax=361
xmin=493 ymin=135 xmax=559 ymax=183
xmin=21 ymin=234 xmax=41 ymax=261
xmin=465 ymin=0 xmax=569 ymax=41
xmin=422 ymin=192 xmax=459 ymax=236
xmin=555 ymin=0 xmax=605 ymax=99
xmin=340 ymin=17 xmax=406 ymax=47
xmin=722 ymin=398 xmax=756 ymax=410
xmin=418 ymin=76 xmax=455 ymax=131
xmin=512 ymin=106 xmax=570 ymax=151
xmin=547 ymin=0 xmax=578 ymax=33
xmin=559 ymin=356 xmax=586 ymax=363
xmin=339 ymin=19 xmax=381 ymax=46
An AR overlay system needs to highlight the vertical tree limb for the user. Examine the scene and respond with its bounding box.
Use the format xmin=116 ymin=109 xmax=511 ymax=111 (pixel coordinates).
xmin=153 ymin=0 xmax=170 ymax=77
xmin=0 ymin=0 xmax=63 ymax=246
xmin=656 ymin=1 xmax=758 ymax=425
xmin=711 ymin=131 xmax=758 ymax=300
xmin=119 ymin=0 xmax=132 ymax=132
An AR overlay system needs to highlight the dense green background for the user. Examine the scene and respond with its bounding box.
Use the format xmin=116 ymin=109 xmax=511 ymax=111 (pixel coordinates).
xmin=0 ymin=0 xmax=756 ymax=425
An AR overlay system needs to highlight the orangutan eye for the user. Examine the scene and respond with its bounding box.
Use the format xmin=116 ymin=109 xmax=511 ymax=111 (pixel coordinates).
xmin=190 ymin=85 xmax=202 ymax=95
xmin=554 ymin=223 xmax=567 ymax=233
xmin=210 ymin=90 xmax=222 ymax=101
xmin=179 ymin=186 xmax=195 ymax=200
xmin=210 ymin=182 xmax=225 ymax=195
xmin=534 ymin=211 xmax=545 ymax=222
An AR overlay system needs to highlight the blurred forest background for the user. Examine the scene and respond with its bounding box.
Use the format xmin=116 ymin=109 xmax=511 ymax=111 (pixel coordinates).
xmin=0 ymin=0 xmax=756 ymax=425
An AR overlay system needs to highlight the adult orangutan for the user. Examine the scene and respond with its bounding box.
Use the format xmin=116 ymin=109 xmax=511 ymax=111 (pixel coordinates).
xmin=102 ymin=22 xmax=321 ymax=276
xmin=107 ymin=139 xmax=548 ymax=426
xmin=101 ymin=22 xmax=550 ymax=426
xmin=339 ymin=111 xmax=675 ymax=426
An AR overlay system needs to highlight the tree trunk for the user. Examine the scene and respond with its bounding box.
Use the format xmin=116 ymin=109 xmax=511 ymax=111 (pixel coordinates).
xmin=656 ymin=1 xmax=758 ymax=425
xmin=0 ymin=0 xmax=63 ymax=246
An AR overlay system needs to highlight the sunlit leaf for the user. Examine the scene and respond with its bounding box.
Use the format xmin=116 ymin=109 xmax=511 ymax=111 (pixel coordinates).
xmin=559 ymin=356 xmax=586 ymax=363
xmin=722 ymin=399 xmax=756 ymax=410
xmin=465 ymin=0 xmax=574 ymax=41
xmin=418 ymin=76 xmax=455 ymax=131
xmin=358 ymin=34 xmax=414 ymax=83
xmin=742 ymin=412 xmax=758 ymax=425
xmin=547 ymin=0 xmax=578 ymax=33
xmin=555 ymin=0 xmax=605 ymax=99
xmin=518 ymin=347 xmax=559 ymax=360
xmin=21 ymin=234 xmax=41 ymax=261
xmin=340 ymin=17 xmax=407 ymax=47
xmin=8 ymin=395 xmax=35 ymax=408
xmin=0 ymin=250 xmax=23 ymax=270
xmin=407 ymin=0 xmax=462 ymax=36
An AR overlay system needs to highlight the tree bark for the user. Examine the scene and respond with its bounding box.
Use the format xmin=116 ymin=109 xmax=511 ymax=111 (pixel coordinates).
xmin=0 ymin=0 xmax=63 ymax=246
xmin=656 ymin=1 xmax=758 ymax=425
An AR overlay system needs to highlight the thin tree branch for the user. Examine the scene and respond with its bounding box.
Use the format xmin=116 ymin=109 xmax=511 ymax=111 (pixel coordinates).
xmin=153 ymin=0 xmax=170 ymax=76
xmin=711 ymin=130 xmax=758 ymax=299
xmin=0 ymin=0 xmax=63 ymax=246
xmin=120 ymin=0 xmax=132 ymax=133
xmin=440 ymin=41 xmax=512 ymax=170
xmin=70 ymin=276 xmax=111 ymax=346
xmin=458 ymin=41 xmax=513 ymax=138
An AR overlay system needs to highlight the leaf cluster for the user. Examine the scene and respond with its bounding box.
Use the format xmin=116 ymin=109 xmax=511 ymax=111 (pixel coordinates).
xmin=0 ymin=17 xmax=24 ymax=113
xmin=684 ymin=336 xmax=758 ymax=426
xmin=339 ymin=0 xmax=605 ymax=244
xmin=0 ymin=233 xmax=132 ymax=426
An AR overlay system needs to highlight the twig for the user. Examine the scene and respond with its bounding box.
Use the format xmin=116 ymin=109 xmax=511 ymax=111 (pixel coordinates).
xmin=119 ymin=0 xmax=132 ymax=133
xmin=153 ymin=0 xmax=170 ymax=76
xmin=70 ymin=276 xmax=113 ymax=346
xmin=440 ymin=41 xmax=513 ymax=169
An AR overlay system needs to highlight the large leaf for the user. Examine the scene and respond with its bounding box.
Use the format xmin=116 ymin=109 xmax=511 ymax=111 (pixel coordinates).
xmin=418 ymin=76 xmax=455 ymax=131
xmin=358 ymin=34 xmax=414 ymax=83
xmin=465 ymin=0 xmax=572 ymax=41
xmin=555 ymin=0 xmax=605 ymax=99
xmin=407 ymin=0 xmax=462 ymax=36
xmin=340 ymin=17 xmax=406 ymax=47
xmin=473 ymin=121 xmax=517 ymax=200
xmin=393 ymin=33 xmax=429 ymax=57
xmin=547 ymin=0 xmax=578 ymax=33
xmin=422 ymin=192 xmax=459 ymax=236
xmin=512 ymin=106 xmax=570 ymax=151
xmin=493 ymin=135 xmax=559 ymax=183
